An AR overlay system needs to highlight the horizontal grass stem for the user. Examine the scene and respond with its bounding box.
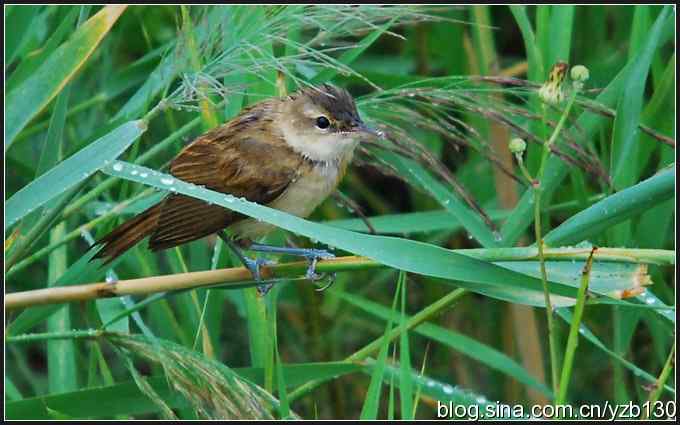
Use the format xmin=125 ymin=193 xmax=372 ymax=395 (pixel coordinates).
xmin=5 ymin=247 xmax=672 ymax=311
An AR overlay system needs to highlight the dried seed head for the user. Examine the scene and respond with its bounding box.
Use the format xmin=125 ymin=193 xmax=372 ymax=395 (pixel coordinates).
xmin=539 ymin=61 xmax=569 ymax=105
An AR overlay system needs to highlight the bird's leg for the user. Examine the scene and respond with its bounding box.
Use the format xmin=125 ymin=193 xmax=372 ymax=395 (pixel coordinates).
xmin=246 ymin=243 xmax=336 ymax=291
xmin=218 ymin=232 xmax=274 ymax=295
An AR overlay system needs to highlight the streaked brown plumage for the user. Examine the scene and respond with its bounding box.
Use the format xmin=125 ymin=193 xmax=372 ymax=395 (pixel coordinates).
xmin=93 ymin=84 xmax=374 ymax=264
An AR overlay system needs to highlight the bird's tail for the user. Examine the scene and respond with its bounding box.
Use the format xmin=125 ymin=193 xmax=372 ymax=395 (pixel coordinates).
xmin=91 ymin=204 xmax=161 ymax=264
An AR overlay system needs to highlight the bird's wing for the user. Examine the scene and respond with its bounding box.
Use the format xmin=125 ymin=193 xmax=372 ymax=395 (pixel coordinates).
xmin=148 ymin=119 xmax=304 ymax=250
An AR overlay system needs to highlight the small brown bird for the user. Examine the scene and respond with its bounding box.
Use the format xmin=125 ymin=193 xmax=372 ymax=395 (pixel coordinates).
xmin=93 ymin=84 xmax=378 ymax=293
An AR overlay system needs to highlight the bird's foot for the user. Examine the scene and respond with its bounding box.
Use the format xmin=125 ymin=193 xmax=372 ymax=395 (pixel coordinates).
xmin=301 ymin=250 xmax=336 ymax=292
xmin=241 ymin=256 xmax=276 ymax=296
xmin=247 ymin=244 xmax=336 ymax=291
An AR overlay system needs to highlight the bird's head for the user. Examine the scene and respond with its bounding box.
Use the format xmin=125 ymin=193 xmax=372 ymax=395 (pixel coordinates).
xmin=278 ymin=84 xmax=379 ymax=162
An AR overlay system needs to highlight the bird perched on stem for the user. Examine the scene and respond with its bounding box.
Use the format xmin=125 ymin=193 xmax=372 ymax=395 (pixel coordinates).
xmin=92 ymin=84 xmax=379 ymax=294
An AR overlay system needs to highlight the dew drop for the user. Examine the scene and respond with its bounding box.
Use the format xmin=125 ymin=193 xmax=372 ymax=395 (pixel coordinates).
xmin=442 ymin=385 xmax=454 ymax=395
xmin=112 ymin=162 xmax=123 ymax=172
xmin=140 ymin=172 xmax=148 ymax=178
xmin=161 ymin=177 xmax=174 ymax=185
xmin=130 ymin=169 xmax=138 ymax=176
xmin=493 ymin=231 xmax=502 ymax=242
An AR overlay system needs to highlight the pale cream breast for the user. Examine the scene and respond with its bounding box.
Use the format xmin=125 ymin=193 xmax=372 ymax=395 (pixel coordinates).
xmin=228 ymin=155 xmax=350 ymax=241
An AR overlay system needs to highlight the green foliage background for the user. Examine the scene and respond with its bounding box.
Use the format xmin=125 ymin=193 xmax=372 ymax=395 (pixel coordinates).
xmin=4 ymin=5 xmax=675 ymax=419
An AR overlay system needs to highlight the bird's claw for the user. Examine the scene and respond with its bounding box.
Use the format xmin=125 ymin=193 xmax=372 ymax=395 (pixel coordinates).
xmin=314 ymin=273 xmax=337 ymax=292
xmin=302 ymin=250 xmax=336 ymax=291
xmin=243 ymin=257 xmax=276 ymax=296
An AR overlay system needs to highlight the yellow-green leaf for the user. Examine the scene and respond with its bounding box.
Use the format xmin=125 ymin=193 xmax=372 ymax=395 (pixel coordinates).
xmin=5 ymin=5 xmax=127 ymax=149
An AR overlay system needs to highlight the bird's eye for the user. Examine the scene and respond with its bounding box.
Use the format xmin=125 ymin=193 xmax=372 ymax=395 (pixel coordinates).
xmin=315 ymin=116 xmax=330 ymax=129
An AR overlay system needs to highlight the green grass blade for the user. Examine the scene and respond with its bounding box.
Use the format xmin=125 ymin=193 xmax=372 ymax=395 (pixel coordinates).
xmin=4 ymin=5 xmax=40 ymax=66
xmin=338 ymin=290 xmax=552 ymax=397
xmin=556 ymin=309 xmax=674 ymax=396
xmin=379 ymin=362 xmax=527 ymax=419
xmin=4 ymin=376 xmax=23 ymax=401
xmin=359 ymin=276 xmax=401 ymax=419
xmin=373 ymin=149 xmax=500 ymax=247
xmin=5 ymin=120 xmax=146 ymax=229
xmin=6 ymin=7 xmax=79 ymax=93
xmin=5 ymin=5 xmax=127 ymax=148
xmin=546 ymin=6 xmax=575 ymax=65
xmin=544 ymin=167 xmax=674 ymax=246
xmin=274 ymin=345 xmax=290 ymax=419
xmin=102 ymin=161 xmax=582 ymax=303
xmin=5 ymin=360 xmax=364 ymax=419
xmin=235 ymin=362 xmax=366 ymax=389
xmin=398 ymin=272 xmax=414 ymax=419
xmin=610 ymin=6 xmax=672 ymax=190
xmin=5 ymin=376 xmax=188 ymax=419
xmin=46 ymin=222 xmax=77 ymax=394
xmin=509 ymin=6 xmax=544 ymax=82
xmin=326 ymin=209 xmax=506 ymax=235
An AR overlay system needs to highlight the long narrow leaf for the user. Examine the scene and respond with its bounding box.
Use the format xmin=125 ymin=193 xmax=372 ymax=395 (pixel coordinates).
xmin=5 ymin=5 xmax=127 ymax=147
xmin=5 ymin=120 xmax=146 ymax=229
xmin=339 ymin=290 xmax=553 ymax=397
xmin=102 ymin=161 xmax=581 ymax=303
xmin=544 ymin=168 xmax=674 ymax=246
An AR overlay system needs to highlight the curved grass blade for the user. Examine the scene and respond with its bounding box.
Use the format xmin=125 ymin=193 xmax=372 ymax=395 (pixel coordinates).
xmin=325 ymin=210 xmax=506 ymax=235
xmin=509 ymin=6 xmax=544 ymax=82
xmin=556 ymin=308 xmax=674 ymax=396
xmin=6 ymin=7 xmax=79 ymax=92
xmin=339 ymin=290 xmax=552 ymax=397
xmin=5 ymin=5 xmax=40 ymax=67
xmin=5 ymin=5 xmax=127 ymax=148
xmin=236 ymin=362 xmax=365 ymax=390
xmin=360 ymin=275 xmax=401 ymax=419
xmin=544 ymin=167 xmax=674 ymax=247
xmin=5 ymin=376 xmax=187 ymax=419
xmin=374 ymin=149 xmax=501 ymax=248
xmin=399 ymin=272 xmax=414 ymax=419
xmin=481 ymin=260 xmax=651 ymax=307
xmin=5 ymin=360 xmax=364 ymax=419
xmin=102 ymin=160 xmax=581 ymax=304
xmin=379 ymin=362 xmax=530 ymax=419
xmin=5 ymin=120 xmax=146 ymax=229
xmin=611 ymin=6 xmax=672 ymax=190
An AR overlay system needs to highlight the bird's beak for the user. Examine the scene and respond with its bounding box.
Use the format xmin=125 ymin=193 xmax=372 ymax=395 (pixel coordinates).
xmin=353 ymin=121 xmax=382 ymax=139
